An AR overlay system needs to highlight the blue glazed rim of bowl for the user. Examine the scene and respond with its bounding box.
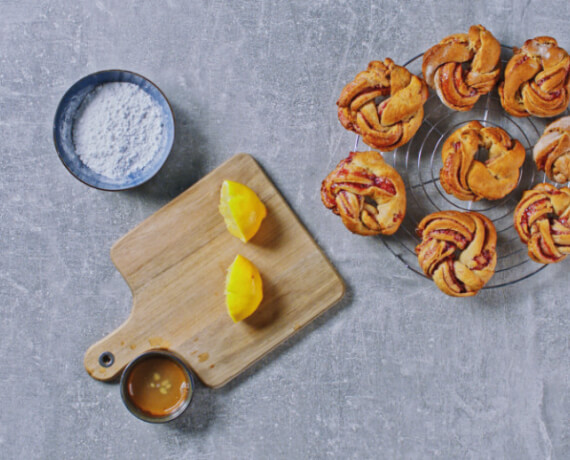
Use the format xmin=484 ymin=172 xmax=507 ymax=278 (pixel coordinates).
xmin=53 ymin=69 xmax=175 ymax=191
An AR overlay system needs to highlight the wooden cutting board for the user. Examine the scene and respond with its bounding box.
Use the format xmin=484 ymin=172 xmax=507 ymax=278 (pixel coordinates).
xmin=84 ymin=154 xmax=345 ymax=388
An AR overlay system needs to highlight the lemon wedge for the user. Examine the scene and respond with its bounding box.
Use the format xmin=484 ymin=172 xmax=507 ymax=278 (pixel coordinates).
xmin=219 ymin=180 xmax=267 ymax=242
xmin=225 ymin=254 xmax=263 ymax=322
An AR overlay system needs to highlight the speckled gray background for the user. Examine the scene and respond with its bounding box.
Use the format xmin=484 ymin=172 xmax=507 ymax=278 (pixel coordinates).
xmin=1 ymin=1 xmax=569 ymax=458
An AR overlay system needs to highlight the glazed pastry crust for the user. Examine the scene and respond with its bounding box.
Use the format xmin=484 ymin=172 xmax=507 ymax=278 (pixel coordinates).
xmin=533 ymin=116 xmax=570 ymax=183
xmin=415 ymin=211 xmax=497 ymax=297
xmin=337 ymin=59 xmax=428 ymax=151
xmin=440 ymin=121 xmax=526 ymax=201
xmin=321 ymin=151 xmax=406 ymax=236
xmin=422 ymin=25 xmax=501 ymax=111
xmin=513 ymin=183 xmax=570 ymax=264
xmin=499 ymin=36 xmax=570 ymax=117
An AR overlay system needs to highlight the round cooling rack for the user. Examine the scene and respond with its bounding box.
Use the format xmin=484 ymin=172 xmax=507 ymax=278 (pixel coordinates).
xmin=354 ymin=45 xmax=569 ymax=289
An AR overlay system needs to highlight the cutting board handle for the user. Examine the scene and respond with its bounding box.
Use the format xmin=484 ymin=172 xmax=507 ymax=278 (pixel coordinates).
xmin=84 ymin=313 xmax=149 ymax=382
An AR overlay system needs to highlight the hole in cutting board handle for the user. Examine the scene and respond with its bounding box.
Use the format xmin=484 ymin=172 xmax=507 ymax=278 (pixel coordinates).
xmin=99 ymin=351 xmax=115 ymax=368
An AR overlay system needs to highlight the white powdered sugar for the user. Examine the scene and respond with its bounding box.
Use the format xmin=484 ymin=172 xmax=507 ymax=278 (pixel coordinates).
xmin=72 ymin=82 xmax=165 ymax=179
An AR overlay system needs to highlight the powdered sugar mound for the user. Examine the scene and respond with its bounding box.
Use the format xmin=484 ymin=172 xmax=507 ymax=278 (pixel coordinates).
xmin=72 ymin=82 xmax=165 ymax=180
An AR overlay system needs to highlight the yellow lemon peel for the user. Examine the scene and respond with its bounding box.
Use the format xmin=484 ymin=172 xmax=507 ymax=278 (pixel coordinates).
xmin=225 ymin=254 xmax=263 ymax=322
xmin=219 ymin=180 xmax=267 ymax=242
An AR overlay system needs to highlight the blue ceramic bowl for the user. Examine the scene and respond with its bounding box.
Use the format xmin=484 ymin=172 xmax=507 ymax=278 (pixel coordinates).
xmin=53 ymin=70 xmax=175 ymax=191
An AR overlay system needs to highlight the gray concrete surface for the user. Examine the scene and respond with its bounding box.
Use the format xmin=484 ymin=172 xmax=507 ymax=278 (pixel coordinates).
xmin=2 ymin=1 xmax=569 ymax=458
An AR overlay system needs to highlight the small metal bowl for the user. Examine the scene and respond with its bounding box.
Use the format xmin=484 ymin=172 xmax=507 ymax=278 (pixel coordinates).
xmin=53 ymin=69 xmax=175 ymax=191
xmin=120 ymin=350 xmax=194 ymax=423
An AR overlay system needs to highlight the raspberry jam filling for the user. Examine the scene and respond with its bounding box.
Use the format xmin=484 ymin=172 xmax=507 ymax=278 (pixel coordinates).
xmin=452 ymin=65 xmax=477 ymax=97
xmin=538 ymin=235 xmax=558 ymax=261
xmin=336 ymin=170 xmax=396 ymax=195
xmin=431 ymin=229 xmax=469 ymax=248
xmin=535 ymin=144 xmax=557 ymax=169
xmin=548 ymin=188 xmax=563 ymax=195
xmin=337 ymin=191 xmax=356 ymax=218
xmin=472 ymin=249 xmax=494 ymax=271
xmin=511 ymin=55 xmax=529 ymax=71
xmin=519 ymin=198 xmax=549 ymax=230
xmin=445 ymin=258 xmax=467 ymax=293
xmin=392 ymin=211 xmax=403 ymax=223
xmin=531 ymin=83 xmax=562 ymax=100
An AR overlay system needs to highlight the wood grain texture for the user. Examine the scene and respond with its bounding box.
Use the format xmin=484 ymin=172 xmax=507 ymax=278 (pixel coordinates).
xmin=84 ymin=154 xmax=345 ymax=388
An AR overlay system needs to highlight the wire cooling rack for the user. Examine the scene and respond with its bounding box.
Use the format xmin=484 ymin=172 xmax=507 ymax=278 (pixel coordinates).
xmin=356 ymin=46 xmax=569 ymax=288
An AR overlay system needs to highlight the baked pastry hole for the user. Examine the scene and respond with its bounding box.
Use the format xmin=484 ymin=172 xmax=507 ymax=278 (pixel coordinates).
xmin=474 ymin=146 xmax=489 ymax=163
xmin=364 ymin=195 xmax=377 ymax=206
xmin=373 ymin=94 xmax=388 ymax=106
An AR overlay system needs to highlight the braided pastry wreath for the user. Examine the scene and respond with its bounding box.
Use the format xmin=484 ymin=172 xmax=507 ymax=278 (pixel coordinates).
xmin=321 ymin=151 xmax=406 ymax=236
xmin=499 ymin=36 xmax=570 ymax=117
xmin=533 ymin=116 xmax=570 ymax=183
xmin=440 ymin=121 xmax=526 ymax=201
xmin=337 ymin=59 xmax=429 ymax=151
xmin=513 ymin=183 xmax=570 ymax=264
xmin=415 ymin=211 xmax=497 ymax=297
xmin=422 ymin=25 xmax=501 ymax=111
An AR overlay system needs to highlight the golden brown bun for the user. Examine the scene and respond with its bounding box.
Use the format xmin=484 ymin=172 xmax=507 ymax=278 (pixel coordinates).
xmin=321 ymin=151 xmax=406 ymax=235
xmin=533 ymin=116 xmax=570 ymax=183
xmin=499 ymin=37 xmax=570 ymax=117
xmin=415 ymin=211 xmax=497 ymax=297
xmin=422 ymin=25 xmax=501 ymax=111
xmin=439 ymin=121 xmax=525 ymax=201
xmin=513 ymin=183 xmax=570 ymax=264
xmin=337 ymin=59 xmax=428 ymax=151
